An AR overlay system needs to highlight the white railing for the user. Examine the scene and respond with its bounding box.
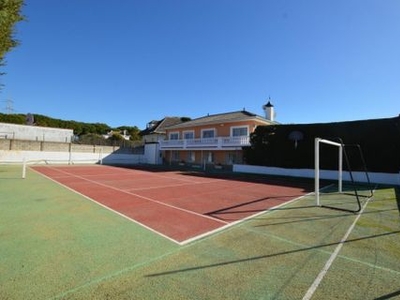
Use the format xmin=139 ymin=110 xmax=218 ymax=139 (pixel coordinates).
xmin=221 ymin=136 xmax=250 ymax=147
xmin=159 ymin=136 xmax=250 ymax=149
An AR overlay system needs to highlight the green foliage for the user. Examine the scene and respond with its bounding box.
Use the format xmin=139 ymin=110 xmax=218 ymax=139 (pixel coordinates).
xmin=0 ymin=0 xmax=24 ymax=72
xmin=0 ymin=113 xmax=112 ymax=136
xmin=0 ymin=113 xmax=145 ymax=148
xmin=180 ymin=117 xmax=191 ymax=122
xmin=116 ymin=125 xmax=141 ymax=141
xmin=245 ymin=116 xmax=400 ymax=173
xmin=77 ymin=133 xmax=104 ymax=145
xmin=33 ymin=114 xmax=110 ymax=135
xmin=108 ymin=132 xmax=124 ymax=141
xmin=0 ymin=112 xmax=147 ymax=148
xmin=0 ymin=112 xmax=24 ymax=124
xmin=77 ymin=132 xmax=142 ymax=147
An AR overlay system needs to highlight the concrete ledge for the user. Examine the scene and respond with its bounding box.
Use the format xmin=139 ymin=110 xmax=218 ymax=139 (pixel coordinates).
xmin=233 ymin=164 xmax=400 ymax=186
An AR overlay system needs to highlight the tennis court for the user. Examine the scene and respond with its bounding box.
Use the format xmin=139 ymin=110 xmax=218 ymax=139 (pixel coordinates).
xmin=1 ymin=164 xmax=400 ymax=299
xmin=31 ymin=164 xmax=315 ymax=244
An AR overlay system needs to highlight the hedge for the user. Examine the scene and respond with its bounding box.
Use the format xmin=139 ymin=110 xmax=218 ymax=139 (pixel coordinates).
xmin=244 ymin=115 xmax=400 ymax=173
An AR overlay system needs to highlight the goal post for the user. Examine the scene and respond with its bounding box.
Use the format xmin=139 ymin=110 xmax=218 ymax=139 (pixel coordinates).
xmin=314 ymin=138 xmax=343 ymax=206
xmin=314 ymin=137 xmax=373 ymax=213
xmin=68 ymin=146 xmax=103 ymax=165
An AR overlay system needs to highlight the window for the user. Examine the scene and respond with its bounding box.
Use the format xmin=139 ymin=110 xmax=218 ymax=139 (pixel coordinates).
xmin=183 ymin=131 xmax=194 ymax=139
xmin=169 ymin=132 xmax=179 ymax=140
xmin=202 ymin=129 xmax=215 ymax=138
xmin=226 ymin=152 xmax=237 ymax=164
xmin=207 ymin=152 xmax=214 ymax=163
xmin=187 ymin=151 xmax=195 ymax=162
xmin=171 ymin=151 xmax=180 ymax=161
xmin=231 ymin=126 xmax=248 ymax=137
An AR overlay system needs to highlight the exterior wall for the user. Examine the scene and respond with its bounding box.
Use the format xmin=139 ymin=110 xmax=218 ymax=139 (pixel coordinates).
xmin=165 ymin=120 xmax=265 ymax=139
xmin=162 ymin=119 xmax=266 ymax=166
xmin=144 ymin=143 xmax=162 ymax=164
xmin=0 ymin=139 xmax=123 ymax=153
xmin=162 ymin=147 xmax=244 ymax=166
xmin=0 ymin=122 xmax=73 ymax=143
xmin=142 ymin=133 xmax=165 ymax=164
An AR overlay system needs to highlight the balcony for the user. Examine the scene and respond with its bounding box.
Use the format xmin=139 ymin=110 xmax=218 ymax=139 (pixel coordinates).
xmin=159 ymin=136 xmax=250 ymax=150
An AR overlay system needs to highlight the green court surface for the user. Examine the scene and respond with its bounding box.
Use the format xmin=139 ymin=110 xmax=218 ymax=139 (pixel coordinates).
xmin=1 ymin=165 xmax=400 ymax=300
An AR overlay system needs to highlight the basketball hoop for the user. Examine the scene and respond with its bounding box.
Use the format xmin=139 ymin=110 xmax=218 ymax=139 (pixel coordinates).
xmin=288 ymin=131 xmax=304 ymax=149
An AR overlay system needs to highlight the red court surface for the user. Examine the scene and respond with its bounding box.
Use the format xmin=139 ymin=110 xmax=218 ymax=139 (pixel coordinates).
xmin=32 ymin=165 xmax=314 ymax=244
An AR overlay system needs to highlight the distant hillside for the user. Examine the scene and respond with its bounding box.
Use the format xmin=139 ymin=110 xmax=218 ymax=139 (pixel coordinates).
xmin=0 ymin=113 xmax=141 ymax=140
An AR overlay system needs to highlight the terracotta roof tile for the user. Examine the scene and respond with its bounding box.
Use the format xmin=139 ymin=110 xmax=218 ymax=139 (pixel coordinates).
xmin=165 ymin=110 xmax=275 ymax=129
xmin=140 ymin=117 xmax=190 ymax=135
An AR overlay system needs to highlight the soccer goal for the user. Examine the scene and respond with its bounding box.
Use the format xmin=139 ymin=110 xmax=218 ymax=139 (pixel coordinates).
xmin=314 ymin=137 xmax=373 ymax=213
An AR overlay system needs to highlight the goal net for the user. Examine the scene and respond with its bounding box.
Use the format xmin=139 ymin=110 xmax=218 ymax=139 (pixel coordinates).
xmin=315 ymin=137 xmax=373 ymax=213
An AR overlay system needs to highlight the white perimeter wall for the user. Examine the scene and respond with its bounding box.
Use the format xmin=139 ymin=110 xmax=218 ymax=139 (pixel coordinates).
xmin=233 ymin=164 xmax=400 ymax=186
xmin=0 ymin=150 xmax=146 ymax=165
xmin=0 ymin=123 xmax=73 ymax=143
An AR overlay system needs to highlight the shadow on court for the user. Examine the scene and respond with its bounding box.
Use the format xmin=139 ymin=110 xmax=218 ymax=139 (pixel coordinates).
xmin=120 ymin=163 xmax=318 ymax=190
xmin=375 ymin=289 xmax=400 ymax=300
xmin=145 ymin=230 xmax=400 ymax=278
xmin=205 ymin=194 xmax=309 ymax=219
xmin=2 ymin=165 xmax=399 ymax=299
xmin=255 ymin=205 xmax=399 ymax=228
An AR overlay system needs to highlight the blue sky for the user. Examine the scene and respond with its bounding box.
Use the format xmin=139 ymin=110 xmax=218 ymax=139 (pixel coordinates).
xmin=1 ymin=0 xmax=399 ymax=129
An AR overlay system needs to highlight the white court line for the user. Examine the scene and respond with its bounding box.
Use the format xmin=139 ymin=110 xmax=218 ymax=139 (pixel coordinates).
xmin=180 ymin=191 xmax=315 ymax=245
xmin=36 ymin=166 xmax=229 ymax=225
xmin=33 ymin=170 xmax=182 ymax=245
xmin=59 ymin=164 xmax=223 ymax=186
xmin=32 ymin=165 xmax=314 ymax=246
xmin=91 ymin=165 xmax=215 ymax=184
xmin=124 ymin=178 xmax=225 ymax=192
xmin=302 ymin=193 xmax=374 ymax=300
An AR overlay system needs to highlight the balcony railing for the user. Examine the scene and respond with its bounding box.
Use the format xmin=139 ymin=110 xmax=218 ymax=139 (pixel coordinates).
xmin=159 ymin=136 xmax=250 ymax=150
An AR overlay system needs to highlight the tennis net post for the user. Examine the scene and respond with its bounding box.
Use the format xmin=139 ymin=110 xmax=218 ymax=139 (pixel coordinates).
xmin=22 ymin=157 xmax=26 ymax=179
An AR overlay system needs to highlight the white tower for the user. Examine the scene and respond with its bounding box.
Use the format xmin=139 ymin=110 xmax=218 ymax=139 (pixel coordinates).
xmin=262 ymin=98 xmax=275 ymax=121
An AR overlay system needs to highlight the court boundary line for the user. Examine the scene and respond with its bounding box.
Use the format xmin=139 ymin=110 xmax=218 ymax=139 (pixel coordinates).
xmin=243 ymin=207 xmax=400 ymax=276
xmin=124 ymin=179 xmax=226 ymax=192
xmin=181 ymin=191 xmax=314 ymax=245
xmin=41 ymin=165 xmax=229 ymax=224
xmin=78 ymin=165 xmax=220 ymax=185
xmin=30 ymin=166 xmax=232 ymax=245
xmin=31 ymin=165 xmax=315 ymax=246
xmin=66 ymin=166 xmax=316 ymax=245
xmin=302 ymin=191 xmax=374 ymax=300
xmin=29 ymin=167 xmax=182 ymax=245
xmin=28 ymin=167 xmax=221 ymax=193
xmin=48 ymin=244 xmax=185 ymax=300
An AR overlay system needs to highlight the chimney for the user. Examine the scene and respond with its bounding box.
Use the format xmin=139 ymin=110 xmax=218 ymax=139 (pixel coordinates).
xmin=262 ymin=99 xmax=275 ymax=121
